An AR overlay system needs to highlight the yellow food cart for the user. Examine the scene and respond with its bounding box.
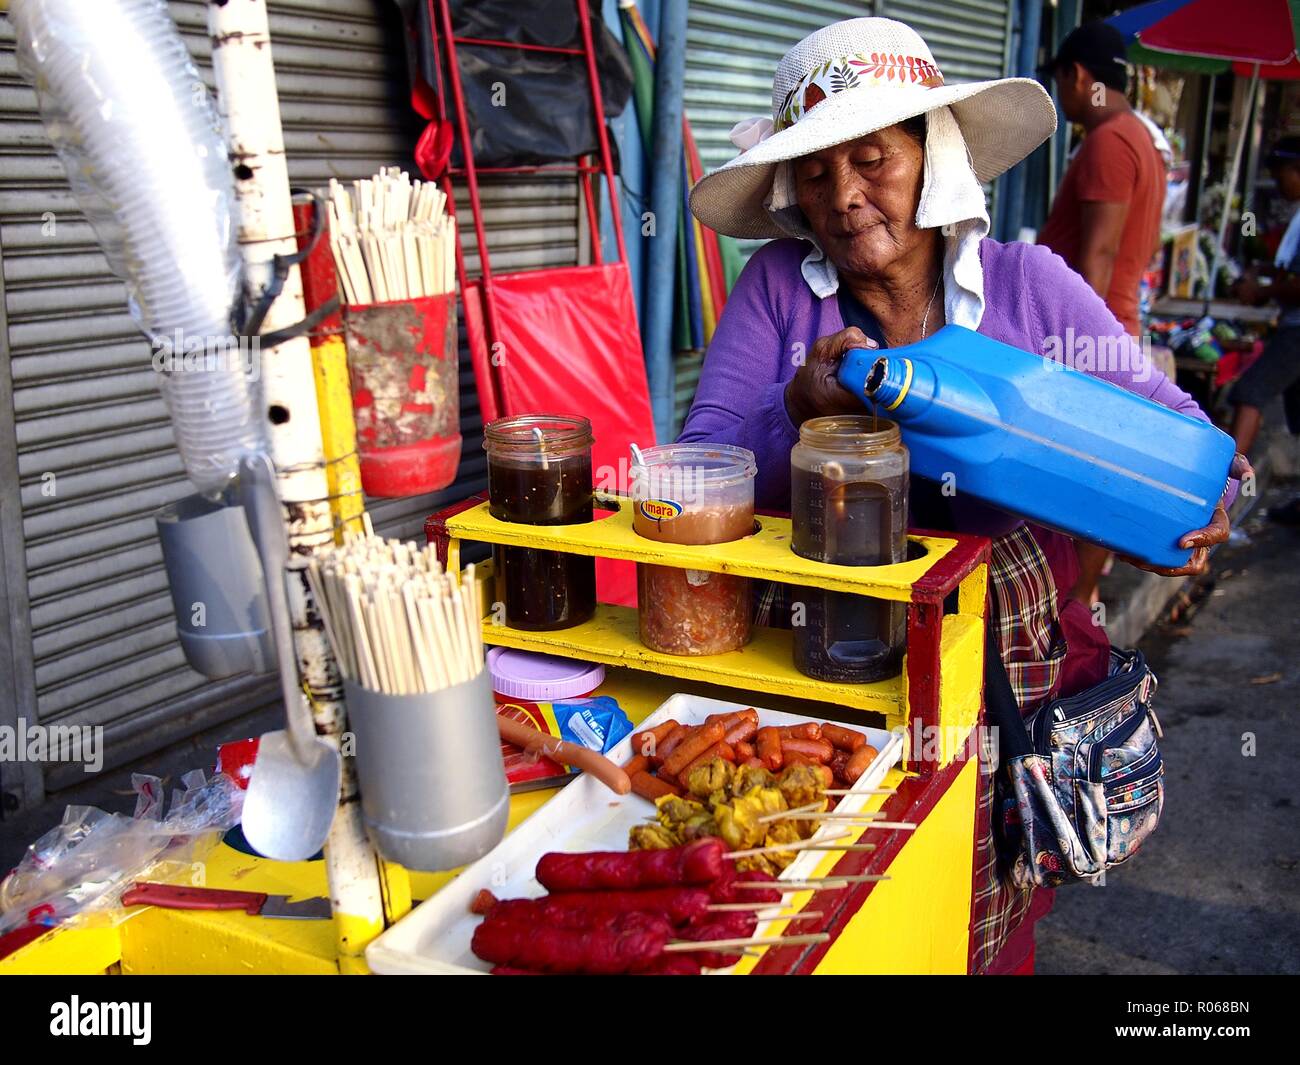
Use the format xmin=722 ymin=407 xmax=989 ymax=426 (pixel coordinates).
xmin=2 ymin=492 xmax=989 ymax=976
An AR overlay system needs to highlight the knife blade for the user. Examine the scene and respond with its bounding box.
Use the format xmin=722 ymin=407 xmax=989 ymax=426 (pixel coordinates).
xmin=121 ymin=882 xmax=331 ymax=920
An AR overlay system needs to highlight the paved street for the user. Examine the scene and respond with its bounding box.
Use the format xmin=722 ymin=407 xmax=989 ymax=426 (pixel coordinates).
xmin=1038 ymin=482 xmax=1300 ymax=974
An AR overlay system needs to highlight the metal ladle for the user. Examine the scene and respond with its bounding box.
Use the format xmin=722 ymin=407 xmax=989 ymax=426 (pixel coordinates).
xmin=237 ymin=453 xmax=341 ymax=862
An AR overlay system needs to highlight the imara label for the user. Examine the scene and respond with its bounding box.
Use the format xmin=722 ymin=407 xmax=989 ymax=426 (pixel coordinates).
xmin=639 ymin=499 xmax=683 ymax=522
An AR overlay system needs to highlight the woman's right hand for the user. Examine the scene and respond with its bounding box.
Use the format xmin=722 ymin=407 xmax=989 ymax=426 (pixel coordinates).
xmin=784 ymin=326 xmax=878 ymax=427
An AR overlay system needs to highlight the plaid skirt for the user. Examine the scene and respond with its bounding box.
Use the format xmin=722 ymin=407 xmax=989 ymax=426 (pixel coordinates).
xmin=969 ymin=524 xmax=1067 ymax=974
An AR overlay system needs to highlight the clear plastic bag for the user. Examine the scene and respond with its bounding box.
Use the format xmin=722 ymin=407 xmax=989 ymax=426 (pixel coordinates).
xmin=0 ymin=770 xmax=243 ymax=935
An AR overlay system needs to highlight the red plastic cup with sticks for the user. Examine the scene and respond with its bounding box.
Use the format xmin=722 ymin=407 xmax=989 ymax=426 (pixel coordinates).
xmin=344 ymin=292 xmax=461 ymax=497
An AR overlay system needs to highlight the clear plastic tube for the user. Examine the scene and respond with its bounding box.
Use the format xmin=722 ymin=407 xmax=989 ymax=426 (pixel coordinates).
xmin=11 ymin=0 xmax=263 ymax=496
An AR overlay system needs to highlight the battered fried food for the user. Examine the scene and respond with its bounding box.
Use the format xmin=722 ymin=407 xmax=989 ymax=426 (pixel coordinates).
xmin=684 ymin=756 xmax=734 ymax=799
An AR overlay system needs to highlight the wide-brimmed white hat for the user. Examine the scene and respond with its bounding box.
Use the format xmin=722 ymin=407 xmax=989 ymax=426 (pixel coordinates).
xmin=690 ymin=17 xmax=1058 ymax=239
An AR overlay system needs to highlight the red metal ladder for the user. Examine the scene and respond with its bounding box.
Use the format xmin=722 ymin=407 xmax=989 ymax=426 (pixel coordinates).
xmin=422 ymin=0 xmax=630 ymax=422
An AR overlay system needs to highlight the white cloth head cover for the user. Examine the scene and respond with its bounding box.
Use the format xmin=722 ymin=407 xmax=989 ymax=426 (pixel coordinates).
xmin=729 ymin=105 xmax=988 ymax=329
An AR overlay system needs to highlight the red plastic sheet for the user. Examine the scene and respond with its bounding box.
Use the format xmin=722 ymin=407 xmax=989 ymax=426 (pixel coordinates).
xmin=464 ymin=262 xmax=653 ymax=605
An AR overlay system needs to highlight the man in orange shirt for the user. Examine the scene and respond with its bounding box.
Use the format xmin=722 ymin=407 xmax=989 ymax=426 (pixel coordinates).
xmin=1039 ymin=22 xmax=1165 ymax=337
xmin=1039 ymin=21 xmax=1167 ymax=600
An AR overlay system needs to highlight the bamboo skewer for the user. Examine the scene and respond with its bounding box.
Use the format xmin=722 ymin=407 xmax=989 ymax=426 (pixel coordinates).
xmin=777 ymin=811 xmax=904 ymax=824
xmin=328 ymin=168 xmax=458 ymax=305
xmin=706 ymin=905 xmax=824 ymax=919
xmin=312 ymin=522 xmax=483 ymax=694
xmin=822 ymin=788 xmax=895 ymax=796
xmin=727 ymin=831 xmax=853 ymax=859
xmin=756 ymin=806 xmax=885 ymax=825
xmin=734 ymin=875 xmax=892 ymax=889
xmin=663 ymin=933 xmax=830 ymax=952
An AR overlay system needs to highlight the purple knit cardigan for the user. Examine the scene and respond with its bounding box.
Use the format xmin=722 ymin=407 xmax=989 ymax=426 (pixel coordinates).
xmin=679 ymin=237 xmax=1228 ymax=536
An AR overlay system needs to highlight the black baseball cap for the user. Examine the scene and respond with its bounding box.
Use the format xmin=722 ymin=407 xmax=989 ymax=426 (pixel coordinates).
xmin=1039 ymin=21 xmax=1130 ymax=91
xmin=1266 ymin=136 xmax=1300 ymax=167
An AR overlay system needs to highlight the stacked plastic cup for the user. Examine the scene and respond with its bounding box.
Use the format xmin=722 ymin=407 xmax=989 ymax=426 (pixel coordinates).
xmin=11 ymin=0 xmax=264 ymax=496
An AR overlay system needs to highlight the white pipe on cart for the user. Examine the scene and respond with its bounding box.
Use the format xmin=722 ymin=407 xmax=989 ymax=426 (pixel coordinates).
xmin=206 ymin=0 xmax=387 ymax=959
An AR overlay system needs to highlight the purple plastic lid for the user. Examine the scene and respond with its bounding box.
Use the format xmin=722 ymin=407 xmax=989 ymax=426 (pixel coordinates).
xmin=487 ymin=647 xmax=606 ymax=702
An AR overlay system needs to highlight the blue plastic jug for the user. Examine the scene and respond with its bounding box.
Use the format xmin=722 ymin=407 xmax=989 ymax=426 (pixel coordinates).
xmin=836 ymin=325 xmax=1236 ymax=569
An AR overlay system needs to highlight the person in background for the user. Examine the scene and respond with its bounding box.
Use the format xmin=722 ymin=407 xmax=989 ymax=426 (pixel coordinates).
xmin=1038 ymin=21 xmax=1167 ymax=602
xmin=1230 ymin=136 xmax=1300 ymax=524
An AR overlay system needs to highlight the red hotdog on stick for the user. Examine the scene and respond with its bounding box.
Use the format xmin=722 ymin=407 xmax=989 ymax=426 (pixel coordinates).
xmin=535 ymin=838 xmax=725 ymax=892
xmin=472 ymin=913 xmax=673 ymax=975
xmin=710 ymin=868 xmax=783 ymax=905
xmin=482 ymin=902 xmax=671 ymax=934
xmin=484 ymin=887 xmax=712 ymax=927
xmin=680 ymin=909 xmax=759 ymax=969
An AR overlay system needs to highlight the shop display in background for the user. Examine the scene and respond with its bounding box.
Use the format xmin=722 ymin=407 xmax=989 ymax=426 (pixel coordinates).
xmin=631 ymin=444 xmax=757 ymax=657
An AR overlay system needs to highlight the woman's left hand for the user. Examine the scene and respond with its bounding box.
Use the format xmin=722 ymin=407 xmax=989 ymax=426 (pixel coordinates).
xmin=1121 ymin=453 xmax=1252 ymax=577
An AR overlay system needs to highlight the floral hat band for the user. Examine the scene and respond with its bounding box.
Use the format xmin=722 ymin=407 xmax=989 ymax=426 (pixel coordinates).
xmin=689 ymin=17 xmax=1058 ymax=241
xmin=775 ymin=51 xmax=945 ymax=131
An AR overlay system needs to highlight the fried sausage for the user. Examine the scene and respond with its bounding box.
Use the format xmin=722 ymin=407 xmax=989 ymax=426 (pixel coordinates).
xmin=723 ymin=717 xmax=758 ymax=746
xmin=497 ymin=713 xmax=631 ymax=794
xmin=705 ymin=708 xmax=758 ymax=730
xmin=631 ymin=770 xmax=680 ymax=801
xmin=829 ymin=749 xmax=850 ymax=781
xmin=734 ymin=740 xmax=756 ymax=760
xmin=755 ymin=726 xmax=783 ymax=770
xmin=661 ymin=722 xmax=725 ymax=777
xmin=820 ymin=722 xmax=866 ymax=752
xmin=774 ymin=723 xmax=822 ymax=741
xmin=653 ymin=723 xmax=695 ymax=765
xmin=681 ymin=741 xmax=736 ymax=779
xmin=623 ymin=754 xmax=650 ymax=776
xmin=781 ymin=736 xmax=834 ymax=763
xmin=629 ymin=720 xmax=679 ymax=760
xmin=844 ymin=744 xmax=879 ymax=783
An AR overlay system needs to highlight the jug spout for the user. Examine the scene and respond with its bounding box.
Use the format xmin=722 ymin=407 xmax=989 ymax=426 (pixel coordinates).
xmin=864 ymin=355 xmax=911 ymax=411
xmin=842 ymin=352 xmax=999 ymax=438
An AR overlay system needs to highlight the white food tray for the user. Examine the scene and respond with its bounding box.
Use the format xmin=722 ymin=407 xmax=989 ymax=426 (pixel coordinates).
xmin=366 ymin=692 xmax=903 ymax=975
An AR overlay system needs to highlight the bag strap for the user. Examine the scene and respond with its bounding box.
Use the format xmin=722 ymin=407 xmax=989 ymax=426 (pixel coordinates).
xmin=983 ymin=620 xmax=1035 ymax=760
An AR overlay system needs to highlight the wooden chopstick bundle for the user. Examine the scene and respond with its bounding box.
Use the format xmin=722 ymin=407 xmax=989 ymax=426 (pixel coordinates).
xmin=308 ymin=521 xmax=484 ymax=695
xmin=327 ymin=167 xmax=458 ymax=306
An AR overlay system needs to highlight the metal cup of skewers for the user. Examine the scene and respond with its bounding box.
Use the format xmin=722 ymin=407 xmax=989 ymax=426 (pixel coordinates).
xmin=344 ymin=669 xmax=508 ymax=872
xmin=314 ymin=530 xmax=508 ymax=872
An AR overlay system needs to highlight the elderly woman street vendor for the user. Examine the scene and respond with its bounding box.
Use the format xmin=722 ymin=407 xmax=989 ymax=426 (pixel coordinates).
xmin=681 ymin=17 xmax=1242 ymax=974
